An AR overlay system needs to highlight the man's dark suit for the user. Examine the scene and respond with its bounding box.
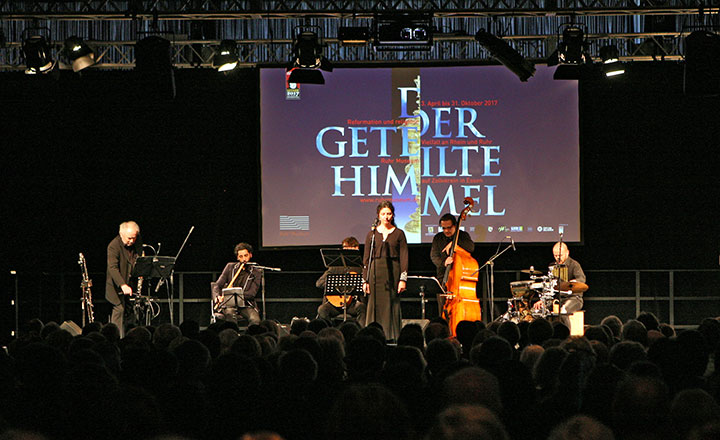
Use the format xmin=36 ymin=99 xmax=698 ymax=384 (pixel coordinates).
xmin=212 ymin=262 xmax=261 ymax=325
xmin=106 ymin=235 xmax=142 ymax=335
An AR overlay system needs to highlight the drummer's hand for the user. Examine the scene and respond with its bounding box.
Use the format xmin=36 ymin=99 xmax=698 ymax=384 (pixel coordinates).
xmin=398 ymin=281 xmax=406 ymax=294
xmin=444 ymin=256 xmax=454 ymax=266
xmin=533 ymin=301 xmax=542 ymax=310
xmin=363 ymin=283 xmax=370 ymax=295
xmin=121 ymin=284 xmax=133 ymax=295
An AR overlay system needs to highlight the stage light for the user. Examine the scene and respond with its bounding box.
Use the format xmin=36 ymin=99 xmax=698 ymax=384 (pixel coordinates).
xmin=338 ymin=27 xmax=370 ymax=46
xmin=62 ymin=36 xmax=96 ymax=72
xmin=135 ymin=35 xmax=172 ymax=72
xmin=21 ymin=29 xmax=54 ymax=74
xmin=548 ymin=24 xmax=591 ymax=68
xmin=475 ymin=29 xmax=535 ymax=82
xmin=558 ymin=25 xmax=589 ymax=64
xmin=374 ymin=13 xmax=433 ymax=50
xmin=213 ymin=39 xmax=238 ymax=72
xmin=599 ymin=45 xmax=625 ymax=77
xmin=288 ymin=26 xmax=332 ymax=84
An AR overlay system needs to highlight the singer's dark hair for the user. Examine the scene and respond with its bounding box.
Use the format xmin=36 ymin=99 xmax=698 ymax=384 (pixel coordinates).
xmin=376 ymin=200 xmax=397 ymax=226
xmin=234 ymin=242 xmax=253 ymax=255
xmin=439 ymin=213 xmax=457 ymax=226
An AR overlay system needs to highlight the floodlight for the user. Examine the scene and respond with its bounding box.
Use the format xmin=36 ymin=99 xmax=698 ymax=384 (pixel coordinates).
xmin=22 ymin=29 xmax=54 ymax=74
xmin=599 ymin=45 xmax=625 ymax=77
xmin=213 ymin=39 xmax=238 ymax=72
xmin=63 ymin=36 xmax=96 ymax=72
xmin=288 ymin=26 xmax=332 ymax=84
xmin=475 ymin=29 xmax=536 ymax=82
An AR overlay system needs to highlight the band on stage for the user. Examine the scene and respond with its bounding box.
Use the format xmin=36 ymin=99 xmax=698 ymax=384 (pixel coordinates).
xmin=100 ymin=209 xmax=587 ymax=338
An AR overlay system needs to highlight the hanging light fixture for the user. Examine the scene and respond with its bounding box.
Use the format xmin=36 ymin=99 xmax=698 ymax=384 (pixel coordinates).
xmin=62 ymin=36 xmax=96 ymax=72
xmin=599 ymin=45 xmax=625 ymax=77
xmin=213 ymin=39 xmax=238 ymax=72
xmin=22 ymin=28 xmax=54 ymax=74
xmin=287 ymin=26 xmax=333 ymax=84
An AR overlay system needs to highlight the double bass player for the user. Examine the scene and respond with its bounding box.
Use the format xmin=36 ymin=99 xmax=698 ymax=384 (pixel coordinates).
xmin=430 ymin=213 xmax=475 ymax=316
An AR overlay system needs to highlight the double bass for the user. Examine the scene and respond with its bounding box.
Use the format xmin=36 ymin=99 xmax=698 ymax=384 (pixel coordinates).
xmin=442 ymin=197 xmax=481 ymax=336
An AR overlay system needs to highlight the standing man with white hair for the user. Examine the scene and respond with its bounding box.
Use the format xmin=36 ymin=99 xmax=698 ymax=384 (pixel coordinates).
xmin=106 ymin=221 xmax=142 ymax=336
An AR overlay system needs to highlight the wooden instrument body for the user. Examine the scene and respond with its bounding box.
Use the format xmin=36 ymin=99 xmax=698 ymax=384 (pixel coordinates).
xmin=441 ymin=197 xmax=482 ymax=336
xmin=443 ymin=246 xmax=481 ymax=336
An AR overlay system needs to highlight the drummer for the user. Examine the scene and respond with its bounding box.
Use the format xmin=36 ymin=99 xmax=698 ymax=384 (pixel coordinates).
xmin=533 ymin=242 xmax=586 ymax=315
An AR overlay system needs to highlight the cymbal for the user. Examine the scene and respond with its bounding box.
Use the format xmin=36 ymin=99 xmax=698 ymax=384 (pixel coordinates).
xmin=521 ymin=268 xmax=543 ymax=275
xmin=556 ymin=281 xmax=588 ymax=293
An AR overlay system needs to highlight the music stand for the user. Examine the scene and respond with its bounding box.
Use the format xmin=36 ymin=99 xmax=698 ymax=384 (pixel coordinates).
xmin=216 ymin=287 xmax=246 ymax=309
xmin=325 ymin=273 xmax=363 ymax=322
xmin=406 ymin=276 xmax=445 ymax=320
xmin=320 ymin=248 xmax=362 ymax=269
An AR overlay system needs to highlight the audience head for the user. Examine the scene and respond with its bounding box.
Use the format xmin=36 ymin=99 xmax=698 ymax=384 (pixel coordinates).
xmin=527 ymin=317 xmax=554 ymax=346
xmin=636 ymin=311 xmax=660 ymax=332
xmin=425 ymin=404 xmax=509 ymax=440
xmin=600 ymin=315 xmax=623 ymax=339
xmin=621 ymin=319 xmax=648 ymax=346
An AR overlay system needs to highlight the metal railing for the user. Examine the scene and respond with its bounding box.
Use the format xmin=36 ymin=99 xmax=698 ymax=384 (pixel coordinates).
xmin=6 ymin=268 xmax=720 ymax=335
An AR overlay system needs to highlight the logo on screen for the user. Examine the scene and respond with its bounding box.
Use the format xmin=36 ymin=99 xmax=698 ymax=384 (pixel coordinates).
xmin=279 ymin=215 xmax=309 ymax=230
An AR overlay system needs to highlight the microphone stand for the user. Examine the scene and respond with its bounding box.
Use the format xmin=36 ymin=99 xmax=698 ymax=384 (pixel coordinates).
xmin=367 ymin=222 xmax=378 ymax=325
xmin=253 ymin=264 xmax=281 ymax=321
xmin=476 ymin=242 xmax=514 ymax=322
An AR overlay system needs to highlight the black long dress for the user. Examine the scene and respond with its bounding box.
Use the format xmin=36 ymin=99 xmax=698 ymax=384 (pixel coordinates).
xmin=363 ymin=227 xmax=409 ymax=341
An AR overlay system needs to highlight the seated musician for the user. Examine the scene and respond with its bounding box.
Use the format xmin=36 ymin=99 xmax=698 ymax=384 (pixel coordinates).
xmin=212 ymin=242 xmax=261 ymax=326
xmin=430 ymin=213 xmax=475 ymax=316
xmin=316 ymin=237 xmax=366 ymax=326
xmin=534 ymin=241 xmax=586 ymax=315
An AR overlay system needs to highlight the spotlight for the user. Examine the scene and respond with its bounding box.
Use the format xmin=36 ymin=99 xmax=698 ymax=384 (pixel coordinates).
xmin=547 ymin=24 xmax=591 ymax=67
xmin=374 ymin=13 xmax=433 ymax=50
xmin=288 ymin=26 xmax=332 ymax=84
xmin=21 ymin=28 xmax=54 ymax=74
xmin=213 ymin=39 xmax=238 ymax=72
xmin=558 ymin=25 xmax=589 ymax=64
xmin=475 ymin=29 xmax=535 ymax=82
xmin=599 ymin=45 xmax=625 ymax=77
xmin=62 ymin=36 xmax=96 ymax=72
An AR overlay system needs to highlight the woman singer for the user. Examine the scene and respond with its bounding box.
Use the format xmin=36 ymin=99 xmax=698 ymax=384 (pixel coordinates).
xmin=362 ymin=200 xmax=409 ymax=342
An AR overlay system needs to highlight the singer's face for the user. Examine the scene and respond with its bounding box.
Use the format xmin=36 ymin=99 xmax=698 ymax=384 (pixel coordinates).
xmin=378 ymin=207 xmax=393 ymax=225
xmin=236 ymin=249 xmax=252 ymax=263
xmin=440 ymin=220 xmax=456 ymax=238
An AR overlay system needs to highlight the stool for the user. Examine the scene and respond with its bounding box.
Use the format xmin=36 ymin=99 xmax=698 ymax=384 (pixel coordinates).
xmin=569 ymin=310 xmax=585 ymax=336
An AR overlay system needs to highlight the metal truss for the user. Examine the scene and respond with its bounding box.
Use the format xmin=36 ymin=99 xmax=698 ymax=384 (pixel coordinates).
xmin=0 ymin=1 xmax=717 ymax=70
xmin=0 ymin=1 xmax=718 ymax=20
xmin=0 ymin=31 xmax=688 ymax=71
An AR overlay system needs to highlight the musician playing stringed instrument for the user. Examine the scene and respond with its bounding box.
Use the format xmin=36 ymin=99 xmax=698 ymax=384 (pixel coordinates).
xmin=438 ymin=198 xmax=481 ymax=336
xmin=430 ymin=212 xmax=475 ymax=316
xmin=316 ymin=236 xmax=367 ymax=325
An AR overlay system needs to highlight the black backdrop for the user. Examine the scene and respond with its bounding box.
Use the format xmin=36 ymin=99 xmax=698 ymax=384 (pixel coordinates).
xmin=1 ymin=62 xmax=719 ymax=331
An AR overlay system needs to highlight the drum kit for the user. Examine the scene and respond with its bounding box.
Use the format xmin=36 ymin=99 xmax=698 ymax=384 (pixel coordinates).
xmin=500 ymin=265 xmax=588 ymax=324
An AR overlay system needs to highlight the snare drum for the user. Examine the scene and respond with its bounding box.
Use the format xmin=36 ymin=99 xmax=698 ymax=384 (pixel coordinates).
xmin=509 ymin=280 xmax=533 ymax=298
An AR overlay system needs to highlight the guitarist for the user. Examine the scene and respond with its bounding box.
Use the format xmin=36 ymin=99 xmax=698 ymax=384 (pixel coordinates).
xmin=430 ymin=213 xmax=475 ymax=317
xmin=106 ymin=221 xmax=142 ymax=337
xmin=316 ymin=237 xmax=366 ymax=325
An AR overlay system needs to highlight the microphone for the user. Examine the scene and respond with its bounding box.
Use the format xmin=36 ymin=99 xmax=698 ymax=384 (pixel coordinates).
xmin=506 ymin=236 xmax=516 ymax=251
xmin=371 ymin=218 xmax=380 ymax=230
